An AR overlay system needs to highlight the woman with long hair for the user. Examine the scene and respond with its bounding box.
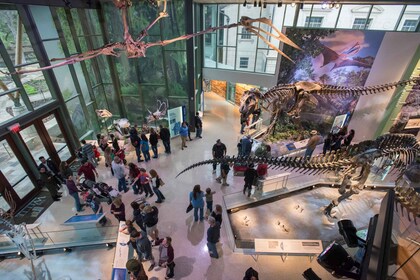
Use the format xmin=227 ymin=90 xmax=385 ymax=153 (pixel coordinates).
xmin=189 ymin=184 xmax=205 ymax=222
xmin=59 ymin=161 xmax=73 ymax=181
xmin=110 ymin=196 xmax=126 ymax=222
xmin=128 ymin=162 xmax=142 ymax=195
xmin=149 ymin=169 xmax=166 ymax=203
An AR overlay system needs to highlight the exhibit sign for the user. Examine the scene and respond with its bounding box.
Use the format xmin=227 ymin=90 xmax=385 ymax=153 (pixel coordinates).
xmin=330 ymin=113 xmax=349 ymax=134
xmin=168 ymin=106 xmax=183 ymax=138
xmin=254 ymin=238 xmax=323 ymax=254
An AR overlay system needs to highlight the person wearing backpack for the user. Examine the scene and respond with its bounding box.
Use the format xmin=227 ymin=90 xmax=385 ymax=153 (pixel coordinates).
xmin=143 ymin=205 xmax=160 ymax=244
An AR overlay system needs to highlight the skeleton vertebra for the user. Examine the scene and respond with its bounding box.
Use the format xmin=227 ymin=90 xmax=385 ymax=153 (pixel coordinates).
xmin=240 ymin=78 xmax=420 ymax=137
xmin=6 ymin=0 xmax=299 ymax=75
xmin=177 ymin=133 xmax=420 ymax=217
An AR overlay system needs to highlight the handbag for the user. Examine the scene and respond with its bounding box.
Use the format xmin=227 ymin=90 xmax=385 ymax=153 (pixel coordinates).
xmin=186 ymin=203 xmax=193 ymax=213
xmin=159 ymin=177 xmax=165 ymax=186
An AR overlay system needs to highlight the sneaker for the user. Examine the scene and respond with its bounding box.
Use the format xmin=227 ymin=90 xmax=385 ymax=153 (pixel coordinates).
xmin=215 ymin=178 xmax=222 ymax=183
xmin=148 ymin=264 xmax=155 ymax=272
xmin=138 ymin=159 xmax=144 ymax=163
xmin=155 ymin=200 xmax=162 ymax=203
xmin=222 ymin=183 xmax=230 ymax=186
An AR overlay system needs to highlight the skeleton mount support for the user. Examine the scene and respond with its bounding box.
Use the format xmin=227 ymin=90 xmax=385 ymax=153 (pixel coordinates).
xmin=177 ymin=134 xmax=420 ymax=217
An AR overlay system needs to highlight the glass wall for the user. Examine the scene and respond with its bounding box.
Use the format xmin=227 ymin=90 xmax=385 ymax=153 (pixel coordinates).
xmin=203 ymin=3 xmax=419 ymax=74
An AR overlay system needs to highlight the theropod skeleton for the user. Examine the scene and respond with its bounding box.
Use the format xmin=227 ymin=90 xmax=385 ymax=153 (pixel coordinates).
xmin=240 ymin=78 xmax=420 ymax=138
xmin=4 ymin=0 xmax=300 ymax=75
xmin=177 ymin=134 xmax=420 ymax=217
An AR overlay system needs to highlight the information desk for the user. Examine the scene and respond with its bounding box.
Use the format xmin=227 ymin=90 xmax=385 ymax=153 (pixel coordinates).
xmin=111 ymin=221 xmax=131 ymax=280
xmin=63 ymin=213 xmax=106 ymax=225
xmin=254 ymin=238 xmax=323 ymax=254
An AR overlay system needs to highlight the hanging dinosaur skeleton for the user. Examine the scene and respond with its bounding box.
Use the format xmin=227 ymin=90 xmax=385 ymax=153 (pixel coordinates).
xmin=5 ymin=0 xmax=300 ymax=75
xmin=177 ymin=133 xmax=420 ymax=217
xmin=146 ymin=99 xmax=169 ymax=123
xmin=239 ymin=78 xmax=420 ymax=138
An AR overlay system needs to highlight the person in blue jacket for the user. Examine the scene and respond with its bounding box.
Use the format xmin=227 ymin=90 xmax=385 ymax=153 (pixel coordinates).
xmin=179 ymin=121 xmax=189 ymax=150
xmin=189 ymin=184 xmax=205 ymax=222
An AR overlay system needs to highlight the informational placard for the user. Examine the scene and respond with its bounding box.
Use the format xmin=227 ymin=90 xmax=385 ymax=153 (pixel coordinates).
xmin=167 ymin=106 xmax=183 ymax=138
xmin=254 ymin=238 xmax=323 ymax=254
xmin=63 ymin=213 xmax=106 ymax=225
xmin=113 ymin=221 xmax=130 ymax=269
xmin=331 ymin=113 xmax=349 ymax=134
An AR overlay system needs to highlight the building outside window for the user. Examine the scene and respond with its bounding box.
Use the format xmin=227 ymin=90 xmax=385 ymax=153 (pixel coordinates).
xmin=305 ymin=17 xmax=323 ymax=28
xmin=401 ymin=19 xmax=418 ymax=31
xmin=239 ymin=57 xmax=249 ymax=68
xmin=352 ymin=18 xmax=373 ymax=29
xmin=241 ymin=27 xmax=252 ymax=39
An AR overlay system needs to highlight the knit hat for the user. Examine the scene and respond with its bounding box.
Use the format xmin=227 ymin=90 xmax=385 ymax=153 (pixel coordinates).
xmin=126 ymin=259 xmax=140 ymax=271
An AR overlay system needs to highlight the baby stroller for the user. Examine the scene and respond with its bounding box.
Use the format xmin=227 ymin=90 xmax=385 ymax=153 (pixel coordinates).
xmin=80 ymin=179 xmax=115 ymax=205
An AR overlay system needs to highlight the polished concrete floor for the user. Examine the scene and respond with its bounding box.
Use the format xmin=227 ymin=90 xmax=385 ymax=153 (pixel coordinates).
xmin=1 ymin=92 xmax=350 ymax=279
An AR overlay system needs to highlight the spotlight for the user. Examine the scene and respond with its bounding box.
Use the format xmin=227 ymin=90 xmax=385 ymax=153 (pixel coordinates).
xmin=258 ymin=1 xmax=262 ymax=7
xmin=335 ymin=2 xmax=340 ymax=8
xmin=106 ymin=243 xmax=114 ymax=248
xmin=329 ymin=2 xmax=334 ymax=9
xmin=243 ymin=0 xmax=247 ymax=7
xmin=263 ymin=1 xmax=267 ymax=8
xmin=291 ymin=2 xmax=296 ymax=7
xmin=278 ymin=1 xmax=282 ymax=7
xmin=254 ymin=0 xmax=257 ymax=7
xmin=321 ymin=2 xmax=328 ymax=9
xmin=63 ymin=247 xmax=72 ymax=253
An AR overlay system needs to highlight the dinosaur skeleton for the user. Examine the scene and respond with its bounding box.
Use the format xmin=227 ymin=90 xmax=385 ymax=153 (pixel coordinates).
xmin=6 ymin=0 xmax=300 ymax=75
xmin=239 ymin=78 xmax=420 ymax=138
xmin=177 ymin=133 xmax=420 ymax=217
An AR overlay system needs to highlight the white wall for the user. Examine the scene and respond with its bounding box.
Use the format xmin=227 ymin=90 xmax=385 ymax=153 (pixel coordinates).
xmin=349 ymin=32 xmax=420 ymax=142
xmin=203 ymin=67 xmax=278 ymax=88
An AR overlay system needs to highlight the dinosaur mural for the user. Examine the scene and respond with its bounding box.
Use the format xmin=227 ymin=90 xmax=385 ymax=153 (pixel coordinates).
xmin=239 ymin=78 xmax=420 ymax=138
xmin=177 ymin=133 xmax=420 ymax=217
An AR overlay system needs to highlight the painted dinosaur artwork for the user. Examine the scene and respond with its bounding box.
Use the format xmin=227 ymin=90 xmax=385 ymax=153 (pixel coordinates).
xmin=3 ymin=0 xmax=300 ymax=75
xmin=320 ymin=42 xmax=372 ymax=70
xmin=176 ymin=133 xmax=420 ymax=217
xmin=239 ymin=77 xmax=420 ymax=138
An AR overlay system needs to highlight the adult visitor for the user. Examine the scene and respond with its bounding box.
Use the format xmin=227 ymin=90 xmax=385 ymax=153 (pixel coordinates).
xmin=66 ymin=174 xmax=83 ymax=212
xmin=130 ymin=230 xmax=156 ymax=272
xmin=129 ymin=127 xmax=144 ymax=163
xmin=131 ymin=201 xmax=146 ymax=231
xmin=304 ymin=130 xmax=322 ymax=159
xmin=189 ymin=184 xmax=205 ymax=222
xmin=243 ymin=267 xmax=259 ymax=280
xmin=77 ymin=159 xmax=98 ymax=183
xmin=110 ymin=133 xmax=121 ymax=152
xmin=194 ymin=112 xmax=203 ymax=138
xmin=59 ymin=161 xmax=73 ymax=181
xmin=241 ymin=135 xmax=253 ymax=157
xmin=138 ymin=168 xmax=154 ymax=198
xmin=149 ymin=128 xmax=159 ymax=158
xmin=159 ymin=125 xmax=171 ymax=154
xmin=206 ymin=216 xmax=221 ymax=259
xmin=343 ymin=129 xmax=355 ymax=146
xmin=112 ymin=156 xmax=128 ymax=193
xmin=110 ymin=196 xmax=126 ymax=222
xmin=128 ymin=162 xmax=142 ymax=195
xmin=179 ymin=122 xmax=189 ymax=150
xmin=125 ymin=258 xmax=148 ymax=280
xmin=212 ymin=139 xmax=227 ymax=174
xmin=39 ymin=156 xmax=63 ymax=184
xmin=81 ymin=139 xmax=97 ymax=166
xmin=143 ymin=205 xmax=160 ymax=244
xmin=39 ymin=167 xmax=62 ymax=201
xmin=140 ymin=134 xmax=151 ymax=162
xmin=154 ymin=237 xmax=175 ymax=279
xmin=211 ymin=204 xmax=223 ymax=225
xmin=243 ymin=164 xmax=257 ymax=197
xmin=215 ymin=160 xmax=231 ymax=186
xmin=323 ymin=133 xmax=333 ymax=155
xmin=149 ymin=169 xmax=166 ymax=203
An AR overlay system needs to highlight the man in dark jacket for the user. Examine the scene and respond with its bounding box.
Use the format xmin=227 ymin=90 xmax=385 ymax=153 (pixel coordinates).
xmin=159 ymin=125 xmax=171 ymax=154
xmin=212 ymin=139 xmax=227 ymax=174
xmin=243 ymin=164 xmax=257 ymax=197
xmin=39 ymin=167 xmax=62 ymax=201
xmin=207 ymin=216 xmax=221 ymax=259
xmin=194 ymin=112 xmax=203 ymax=138
xmin=131 ymin=201 xmax=146 ymax=231
xmin=149 ymin=128 xmax=159 ymax=158
xmin=38 ymin=156 xmax=63 ymax=184
xmin=129 ymin=126 xmax=144 ymax=162
xmin=143 ymin=205 xmax=159 ymax=243
xmin=130 ymin=230 xmax=156 ymax=271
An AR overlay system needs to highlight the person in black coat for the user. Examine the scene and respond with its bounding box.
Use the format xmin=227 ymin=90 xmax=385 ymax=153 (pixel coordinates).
xmin=149 ymin=128 xmax=159 ymax=158
xmin=243 ymin=164 xmax=257 ymax=197
xmin=38 ymin=156 xmax=64 ymax=185
xmin=194 ymin=112 xmax=203 ymax=138
xmin=159 ymin=125 xmax=171 ymax=154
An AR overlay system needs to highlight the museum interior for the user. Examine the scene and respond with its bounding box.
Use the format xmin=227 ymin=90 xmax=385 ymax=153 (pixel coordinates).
xmin=0 ymin=0 xmax=419 ymax=279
